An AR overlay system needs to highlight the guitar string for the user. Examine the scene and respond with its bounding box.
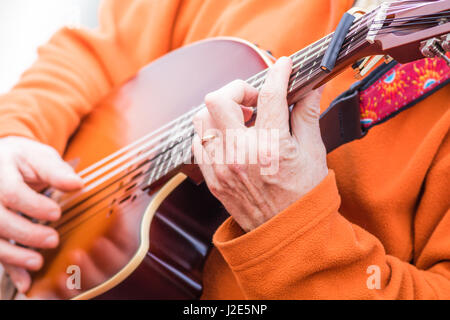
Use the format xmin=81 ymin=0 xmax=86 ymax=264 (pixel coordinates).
xmin=59 ymin=8 xmax=448 ymax=228
xmin=368 ymin=14 xmax=450 ymax=34
xmin=56 ymin=21 xmax=371 ymax=211
xmin=71 ymin=33 xmax=339 ymax=179
xmin=368 ymin=18 xmax=450 ymax=36
xmin=61 ymin=1 xmax=438 ymax=200
xmin=65 ymin=9 xmax=375 ymax=189
xmin=52 ymin=15 xmax=377 ymax=230
xmin=54 ymin=10 xmax=378 ymax=220
xmin=373 ymin=10 xmax=450 ymax=24
xmin=55 ymin=10 xmax=440 ymax=233
xmin=70 ymin=11 xmax=374 ymax=185
xmin=72 ymin=9 xmax=378 ymax=181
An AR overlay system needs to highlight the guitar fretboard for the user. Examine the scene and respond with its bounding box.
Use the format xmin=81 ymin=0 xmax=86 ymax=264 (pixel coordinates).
xmin=142 ymin=9 xmax=375 ymax=187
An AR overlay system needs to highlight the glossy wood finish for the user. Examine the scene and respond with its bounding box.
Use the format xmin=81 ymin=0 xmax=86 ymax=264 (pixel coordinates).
xmin=26 ymin=39 xmax=269 ymax=299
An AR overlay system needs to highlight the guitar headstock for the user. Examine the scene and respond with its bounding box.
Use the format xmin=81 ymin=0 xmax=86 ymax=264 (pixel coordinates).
xmin=365 ymin=0 xmax=450 ymax=64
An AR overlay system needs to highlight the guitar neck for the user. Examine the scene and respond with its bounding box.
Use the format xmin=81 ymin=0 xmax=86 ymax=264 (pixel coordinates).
xmin=143 ymin=9 xmax=379 ymax=186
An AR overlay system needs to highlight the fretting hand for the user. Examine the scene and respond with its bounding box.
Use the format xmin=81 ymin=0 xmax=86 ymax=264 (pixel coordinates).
xmin=192 ymin=57 xmax=329 ymax=232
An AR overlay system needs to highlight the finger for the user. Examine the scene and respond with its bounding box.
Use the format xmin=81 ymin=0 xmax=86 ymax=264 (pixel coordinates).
xmin=0 ymin=239 xmax=43 ymax=271
xmin=192 ymin=109 xmax=219 ymax=171
xmin=291 ymin=90 xmax=324 ymax=148
xmin=204 ymin=80 xmax=258 ymax=132
xmin=0 ymin=205 xmax=59 ymax=249
xmin=0 ymin=163 xmax=63 ymax=221
xmin=193 ymin=108 xmax=219 ymax=138
xmin=192 ymin=135 xmax=219 ymax=187
xmin=3 ymin=264 xmax=31 ymax=293
xmin=256 ymin=57 xmax=293 ymax=130
xmin=22 ymin=144 xmax=83 ymax=192
xmin=192 ymin=108 xmax=224 ymax=158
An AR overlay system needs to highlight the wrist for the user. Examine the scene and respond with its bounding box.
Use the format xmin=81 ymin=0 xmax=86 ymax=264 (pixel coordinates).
xmin=214 ymin=170 xmax=340 ymax=268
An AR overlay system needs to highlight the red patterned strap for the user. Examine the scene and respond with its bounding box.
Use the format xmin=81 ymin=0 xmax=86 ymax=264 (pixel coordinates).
xmin=359 ymin=57 xmax=450 ymax=129
xmin=319 ymin=56 xmax=450 ymax=154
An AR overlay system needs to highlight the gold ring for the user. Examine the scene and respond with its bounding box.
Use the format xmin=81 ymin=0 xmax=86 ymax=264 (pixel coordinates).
xmin=201 ymin=134 xmax=217 ymax=146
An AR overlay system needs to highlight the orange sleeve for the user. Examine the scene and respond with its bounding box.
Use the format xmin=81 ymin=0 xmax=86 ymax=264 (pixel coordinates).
xmin=213 ymin=135 xmax=450 ymax=299
xmin=0 ymin=0 xmax=188 ymax=153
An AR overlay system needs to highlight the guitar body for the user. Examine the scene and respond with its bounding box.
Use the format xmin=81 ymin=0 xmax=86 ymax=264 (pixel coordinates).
xmin=26 ymin=38 xmax=271 ymax=300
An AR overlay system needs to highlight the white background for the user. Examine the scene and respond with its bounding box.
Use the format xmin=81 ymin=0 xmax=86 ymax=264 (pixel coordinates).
xmin=0 ymin=0 xmax=100 ymax=94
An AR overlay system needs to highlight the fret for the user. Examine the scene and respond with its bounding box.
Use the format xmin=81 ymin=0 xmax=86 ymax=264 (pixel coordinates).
xmin=172 ymin=127 xmax=194 ymax=169
xmin=147 ymin=115 xmax=184 ymax=186
xmin=290 ymin=44 xmax=314 ymax=92
xmin=346 ymin=15 xmax=363 ymax=55
xmin=155 ymin=129 xmax=184 ymax=181
xmin=147 ymin=152 xmax=163 ymax=186
xmin=162 ymin=122 xmax=193 ymax=176
xmin=168 ymin=142 xmax=183 ymax=173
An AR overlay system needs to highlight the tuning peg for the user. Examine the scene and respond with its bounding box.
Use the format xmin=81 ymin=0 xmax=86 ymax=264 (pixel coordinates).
xmin=441 ymin=34 xmax=450 ymax=52
xmin=421 ymin=38 xmax=450 ymax=66
xmin=421 ymin=38 xmax=440 ymax=58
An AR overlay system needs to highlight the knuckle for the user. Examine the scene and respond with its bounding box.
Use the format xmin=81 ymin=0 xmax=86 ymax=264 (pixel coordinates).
xmin=43 ymin=145 xmax=60 ymax=157
xmin=280 ymin=141 xmax=299 ymax=161
xmin=194 ymin=109 xmax=206 ymax=121
xmin=214 ymin=167 xmax=229 ymax=184
xmin=17 ymin=230 xmax=35 ymax=246
xmin=258 ymin=89 xmax=278 ymax=105
xmin=38 ymin=144 xmax=62 ymax=162
xmin=230 ymin=79 xmax=247 ymax=93
xmin=192 ymin=110 xmax=210 ymax=133
xmin=300 ymin=105 xmax=321 ymax=124
xmin=204 ymin=91 xmax=221 ymax=108
xmin=230 ymin=79 xmax=246 ymax=88
xmin=207 ymin=182 xmax=223 ymax=196
xmin=228 ymin=163 xmax=247 ymax=175
xmin=1 ymin=188 xmax=19 ymax=208
xmin=192 ymin=112 xmax=203 ymax=128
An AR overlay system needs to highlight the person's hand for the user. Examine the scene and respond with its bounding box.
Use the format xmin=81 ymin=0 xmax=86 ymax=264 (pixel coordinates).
xmin=0 ymin=136 xmax=83 ymax=294
xmin=192 ymin=57 xmax=328 ymax=232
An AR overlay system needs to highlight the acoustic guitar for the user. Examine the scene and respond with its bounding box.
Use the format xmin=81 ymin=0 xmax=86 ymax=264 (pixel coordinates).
xmin=13 ymin=0 xmax=449 ymax=299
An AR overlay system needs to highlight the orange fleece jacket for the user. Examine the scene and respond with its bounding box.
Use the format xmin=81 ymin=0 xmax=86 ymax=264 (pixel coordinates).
xmin=0 ymin=0 xmax=449 ymax=300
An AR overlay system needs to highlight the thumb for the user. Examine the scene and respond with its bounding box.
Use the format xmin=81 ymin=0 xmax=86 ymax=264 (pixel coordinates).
xmin=291 ymin=90 xmax=324 ymax=150
xmin=24 ymin=145 xmax=84 ymax=192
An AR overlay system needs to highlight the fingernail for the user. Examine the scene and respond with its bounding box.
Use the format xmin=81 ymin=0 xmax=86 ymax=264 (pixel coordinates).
xmin=25 ymin=258 xmax=41 ymax=269
xmin=49 ymin=211 xmax=60 ymax=220
xmin=43 ymin=234 xmax=58 ymax=247
xmin=71 ymin=174 xmax=84 ymax=186
xmin=67 ymin=172 xmax=81 ymax=181
xmin=278 ymin=56 xmax=291 ymax=63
